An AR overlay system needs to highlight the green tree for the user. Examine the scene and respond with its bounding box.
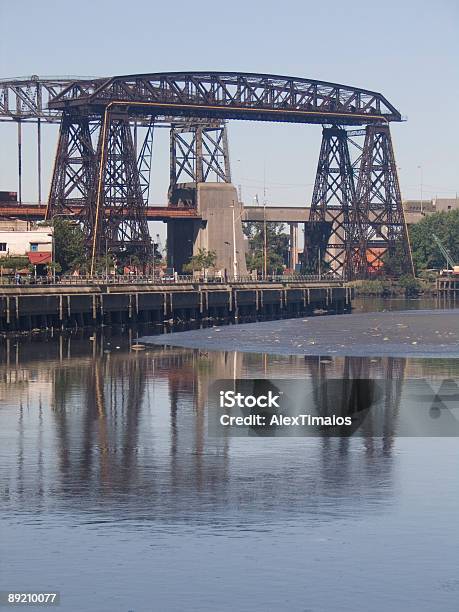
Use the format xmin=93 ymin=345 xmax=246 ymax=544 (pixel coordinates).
xmin=399 ymin=274 xmax=422 ymax=297
xmin=53 ymin=218 xmax=86 ymax=273
xmin=116 ymin=243 xmax=164 ymax=273
xmin=183 ymin=248 xmax=217 ymax=274
xmin=382 ymin=240 xmax=412 ymax=277
xmin=0 ymin=256 xmax=29 ymax=271
xmin=409 ymin=210 xmax=459 ymax=272
xmin=243 ymin=222 xmax=289 ymax=275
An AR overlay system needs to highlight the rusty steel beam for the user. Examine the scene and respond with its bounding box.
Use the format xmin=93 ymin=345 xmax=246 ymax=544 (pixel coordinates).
xmin=0 ymin=203 xmax=201 ymax=221
xmin=0 ymin=76 xmax=97 ymax=123
xmin=49 ymin=71 xmax=402 ymax=126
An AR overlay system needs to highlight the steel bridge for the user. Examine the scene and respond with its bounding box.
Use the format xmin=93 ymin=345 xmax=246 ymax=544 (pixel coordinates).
xmin=0 ymin=72 xmax=413 ymax=278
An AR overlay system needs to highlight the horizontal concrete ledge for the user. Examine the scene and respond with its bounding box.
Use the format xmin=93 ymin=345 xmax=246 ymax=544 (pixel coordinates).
xmin=243 ymin=206 xmax=310 ymax=223
xmin=0 ymin=280 xmax=345 ymax=297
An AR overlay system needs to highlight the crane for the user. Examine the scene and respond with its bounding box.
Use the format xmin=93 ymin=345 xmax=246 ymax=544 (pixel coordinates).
xmin=432 ymin=233 xmax=457 ymax=273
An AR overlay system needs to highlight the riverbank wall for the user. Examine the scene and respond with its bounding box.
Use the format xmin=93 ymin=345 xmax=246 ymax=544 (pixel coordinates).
xmin=0 ymin=281 xmax=352 ymax=332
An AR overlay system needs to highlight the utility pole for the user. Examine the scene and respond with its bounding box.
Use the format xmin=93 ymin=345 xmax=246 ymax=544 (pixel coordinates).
xmin=37 ymin=118 xmax=42 ymax=205
xmin=17 ymin=120 xmax=22 ymax=205
xmin=263 ymin=199 xmax=267 ymax=279
xmin=418 ymin=165 xmax=423 ymax=213
xmin=254 ymin=193 xmax=267 ymax=279
xmin=105 ymin=237 xmax=108 ymax=281
xmin=47 ymin=232 xmax=55 ymax=284
xmin=263 ymin=163 xmax=268 ymax=280
xmin=231 ymin=203 xmax=238 ymax=280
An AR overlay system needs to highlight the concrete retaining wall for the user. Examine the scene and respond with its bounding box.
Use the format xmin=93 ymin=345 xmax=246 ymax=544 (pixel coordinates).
xmin=0 ymin=282 xmax=352 ymax=332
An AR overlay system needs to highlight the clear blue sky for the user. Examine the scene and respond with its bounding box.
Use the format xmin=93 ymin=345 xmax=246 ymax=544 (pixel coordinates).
xmin=0 ymin=0 xmax=458 ymax=209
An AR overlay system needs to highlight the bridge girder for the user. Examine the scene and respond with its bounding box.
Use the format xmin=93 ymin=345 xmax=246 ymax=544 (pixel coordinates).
xmin=0 ymin=77 xmax=96 ymax=123
xmin=49 ymin=71 xmax=402 ymax=125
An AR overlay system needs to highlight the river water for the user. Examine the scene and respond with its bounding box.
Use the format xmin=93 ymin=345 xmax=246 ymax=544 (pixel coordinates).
xmin=1 ymin=299 xmax=459 ymax=611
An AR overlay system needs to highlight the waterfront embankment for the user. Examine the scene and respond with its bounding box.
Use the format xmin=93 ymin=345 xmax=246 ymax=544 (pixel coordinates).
xmin=0 ymin=279 xmax=351 ymax=333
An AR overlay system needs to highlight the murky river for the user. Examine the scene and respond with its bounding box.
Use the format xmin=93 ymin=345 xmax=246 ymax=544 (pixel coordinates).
xmin=1 ymin=300 xmax=459 ymax=611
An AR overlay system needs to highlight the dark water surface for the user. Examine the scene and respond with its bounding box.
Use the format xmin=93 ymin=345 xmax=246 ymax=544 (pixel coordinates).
xmin=1 ymin=301 xmax=459 ymax=611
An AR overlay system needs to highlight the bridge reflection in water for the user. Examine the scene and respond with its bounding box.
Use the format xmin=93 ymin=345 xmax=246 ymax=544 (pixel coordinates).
xmin=1 ymin=332 xmax=457 ymax=526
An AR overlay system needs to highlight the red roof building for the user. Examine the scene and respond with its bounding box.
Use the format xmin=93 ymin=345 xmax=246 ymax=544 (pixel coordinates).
xmin=27 ymin=251 xmax=52 ymax=265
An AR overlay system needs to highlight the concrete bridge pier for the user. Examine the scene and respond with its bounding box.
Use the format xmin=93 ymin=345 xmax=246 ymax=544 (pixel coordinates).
xmin=167 ymin=183 xmax=248 ymax=276
xmin=167 ymin=219 xmax=199 ymax=273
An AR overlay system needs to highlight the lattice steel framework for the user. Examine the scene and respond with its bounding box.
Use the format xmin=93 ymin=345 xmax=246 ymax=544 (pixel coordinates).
xmin=306 ymin=127 xmax=361 ymax=278
xmin=47 ymin=110 xmax=153 ymax=268
xmin=46 ymin=111 xmax=98 ymax=236
xmin=169 ymin=122 xmax=231 ymax=206
xmin=49 ymin=72 xmax=402 ymax=126
xmin=0 ymin=76 xmax=89 ymax=123
xmin=137 ymin=118 xmax=155 ymax=204
xmin=91 ymin=111 xmax=152 ymax=268
xmin=354 ymin=124 xmax=413 ymax=276
xmin=3 ymin=72 xmax=410 ymax=277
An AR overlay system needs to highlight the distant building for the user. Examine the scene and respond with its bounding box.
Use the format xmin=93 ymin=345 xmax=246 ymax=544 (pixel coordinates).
xmin=432 ymin=197 xmax=459 ymax=212
xmin=403 ymin=197 xmax=459 ymax=225
xmin=0 ymin=220 xmax=53 ymax=266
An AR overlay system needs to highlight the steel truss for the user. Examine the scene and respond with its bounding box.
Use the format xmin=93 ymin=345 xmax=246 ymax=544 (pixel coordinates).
xmin=92 ymin=111 xmax=152 ymax=268
xmin=47 ymin=110 xmax=153 ymax=268
xmin=137 ymin=118 xmax=155 ymax=204
xmin=0 ymin=77 xmax=84 ymax=123
xmin=355 ymin=124 xmax=413 ymax=276
xmin=49 ymin=72 xmax=402 ymax=125
xmin=169 ymin=122 xmax=231 ymax=206
xmin=46 ymin=111 xmax=98 ymax=237
xmin=5 ymin=73 xmax=411 ymax=278
xmin=306 ymin=127 xmax=361 ymax=278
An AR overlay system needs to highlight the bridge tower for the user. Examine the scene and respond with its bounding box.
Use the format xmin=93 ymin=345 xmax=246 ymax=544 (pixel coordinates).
xmin=354 ymin=124 xmax=414 ymax=277
xmin=90 ymin=110 xmax=152 ymax=270
xmin=46 ymin=110 xmax=97 ymax=238
xmin=305 ymin=126 xmax=361 ymax=279
xmin=167 ymin=121 xmax=247 ymax=277
xmin=47 ymin=109 xmax=153 ymax=272
xmin=168 ymin=121 xmax=232 ymax=207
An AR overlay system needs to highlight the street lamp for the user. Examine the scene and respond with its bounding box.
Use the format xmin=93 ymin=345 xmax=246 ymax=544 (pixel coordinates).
xmin=46 ymin=233 xmax=55 ymax=283
xmin=254 ymin=194 xmax=267 ymax=279
xmin=153 ymin=233 xmax=160 ymax=280
xmin=105 ymin=237 xmax=109 ymax=282
xmin=231 ymin=204 xmax=238 ymax=280
xmin=229 ymin=201 xmax=246 ymax=281
xmin=417 ymin=165 xmax=423 ymax=213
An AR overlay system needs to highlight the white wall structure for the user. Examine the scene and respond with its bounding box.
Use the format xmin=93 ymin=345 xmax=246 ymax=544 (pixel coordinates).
xmin=0 ymin=226 xmax=53 ymax=257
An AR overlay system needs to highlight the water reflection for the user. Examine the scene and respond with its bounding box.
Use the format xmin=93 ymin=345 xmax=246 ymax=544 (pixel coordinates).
xmin=2 ymin=331 xmax=458 ymax=529
xmin=2 ymin=328 xmax=459 ymax=612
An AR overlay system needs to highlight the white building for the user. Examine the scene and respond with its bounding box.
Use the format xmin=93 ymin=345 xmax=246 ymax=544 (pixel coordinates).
xmin=0 ymin=220 xmax=53 ymax=270
xmin=0 ymin=220 xmax=53 ymax=259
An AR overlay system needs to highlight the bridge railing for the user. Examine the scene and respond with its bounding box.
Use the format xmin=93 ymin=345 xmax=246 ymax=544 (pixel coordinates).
xmin=0 ymin=273 xmax=342 ymax=287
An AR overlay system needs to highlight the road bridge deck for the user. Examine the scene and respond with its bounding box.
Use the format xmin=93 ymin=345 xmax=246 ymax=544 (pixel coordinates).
xmin=0 ymin=203 xmax=312 ymax=223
